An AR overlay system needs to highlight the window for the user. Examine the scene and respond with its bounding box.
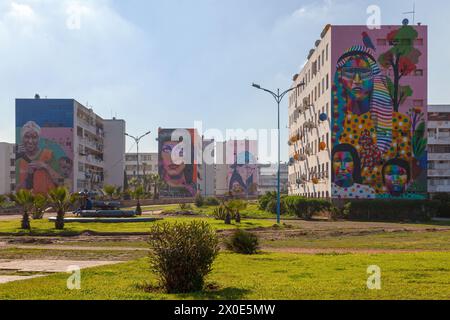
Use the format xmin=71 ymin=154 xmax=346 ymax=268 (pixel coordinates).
xmin=414 ymin=69 xmax=424 ymax=76
xmin=326 ymin=74 xmax=329 ymax=90
xmin=413 ymin=99 xmax=424 ymax=107
xmin=326 ymin=44 xmax=329 ymax=61
xmin=429 ymin=113 xmax=450 ymax=121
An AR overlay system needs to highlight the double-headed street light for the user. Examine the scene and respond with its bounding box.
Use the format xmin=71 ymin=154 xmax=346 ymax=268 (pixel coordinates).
xmin=125 ymin=131 xmax=151 ymax=215
xmin=252 ymin=82 xmax=305 ymax=224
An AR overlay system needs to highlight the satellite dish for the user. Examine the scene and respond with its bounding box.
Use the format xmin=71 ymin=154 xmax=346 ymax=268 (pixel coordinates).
xmin=402 ymin=18 xmax=409 ymax=26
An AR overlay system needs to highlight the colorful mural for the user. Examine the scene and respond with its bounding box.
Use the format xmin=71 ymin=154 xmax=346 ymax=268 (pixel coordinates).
xmin=15 ymin=99 xmax=75 ymax=194
xmin=331 ymin=25 xmax=427 ymax=199
xmin=226 ymin=140 xmax=259 ymax=196
xmin=158 ymin=129 xmax=198 ymax=197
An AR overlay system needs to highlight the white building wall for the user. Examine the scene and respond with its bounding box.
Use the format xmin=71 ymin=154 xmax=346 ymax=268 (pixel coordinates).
xmin=428 ymin=105 xmax=450 ymax=194
xmin=0 ymin=143 xmax=15 ymax=195
xmin=103 ymin=119 xmax=126 ymax=188
xmin=125 ymin=153 xmax=158 ymax=179
xmin=288 ymin=26 xmax=332 ymax=198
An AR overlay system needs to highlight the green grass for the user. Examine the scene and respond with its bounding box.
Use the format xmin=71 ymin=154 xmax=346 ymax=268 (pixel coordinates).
xmin=263 ymin=231 xmax=450 ymax=251
xmin=0 ymin=217 xmax=276 ymax=236
xmin=1 ymin=252 xmax=449 ymax=300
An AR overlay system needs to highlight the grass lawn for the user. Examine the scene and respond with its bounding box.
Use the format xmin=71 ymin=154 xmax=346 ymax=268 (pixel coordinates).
xmin=0 ymin=216 xmax=276 ymax=236
xmin=1 ymin=252 xmax=449 ymax=300
xmin=262 ymin=230 xmax=450 ymax=251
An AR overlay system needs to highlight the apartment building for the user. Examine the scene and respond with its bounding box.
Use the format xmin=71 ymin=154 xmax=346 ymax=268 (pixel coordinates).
xmin=288 ymin=23 xmax=428 ymax=200
xmin=428 ymin=105 xmax=450 ymax=194
xmin=258 ymin=163 xmax=288 ymax=195
xmin=15 ymin=97 xmax=125 ymax=193
xmin=125 ymin=152 xmax=158 ymax=181
xmin=0 ymin=142 xmax=15 ymax=195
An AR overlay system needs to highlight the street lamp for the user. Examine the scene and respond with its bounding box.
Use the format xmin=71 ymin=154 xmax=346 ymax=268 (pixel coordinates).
xmin=125 ymin=131 xmax=151 ymax=215
xmin=252 ymin=82 xmax=305 ymax=224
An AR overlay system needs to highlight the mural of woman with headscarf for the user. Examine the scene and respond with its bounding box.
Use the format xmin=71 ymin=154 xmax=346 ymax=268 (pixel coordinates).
xmin=228 ymin=150 xmax=258 ymax=196
xmin=16 ymin=121 xmax=63 ymax=194
xmin=332 ymin=44 xmax=412 ymax=194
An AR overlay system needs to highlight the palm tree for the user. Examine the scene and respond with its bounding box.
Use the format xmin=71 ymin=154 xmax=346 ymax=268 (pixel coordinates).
xmin=103 ymin=185 xmax=116 ymax=200
xmin=0 ymin=194 xmax=6 ymax=208
xmin=32 ymin=194 xmax=48 ymax=220
xmin=9 ymin=190 xmax=35 ymax=230
xmin=133 ymin=185 xmax=145 ymax=215
xmin=47 ymin=187 xmax=77 ymax=230
xmin=150 ymin=174 xmax=165 ymax=200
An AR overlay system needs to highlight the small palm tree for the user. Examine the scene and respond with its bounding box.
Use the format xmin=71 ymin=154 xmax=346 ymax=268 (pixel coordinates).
xmin=150 ymin=174 xmax=165 ymax=200
xmin=47 ymin=187 xmax=77 ymax=230
xmin=133 ymin=185 xmax=145 ymax=215
xmin=9 ymin=190 xmax=35 ymax=230
xmin=32 ymin=194 xmax=48 ymax=220
xmin=103 ymin=185 xmax=116 ymax=200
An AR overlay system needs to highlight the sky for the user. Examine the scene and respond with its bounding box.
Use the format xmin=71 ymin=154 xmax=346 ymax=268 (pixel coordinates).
xmin=1 ymin=0 xmax=450 ymax=162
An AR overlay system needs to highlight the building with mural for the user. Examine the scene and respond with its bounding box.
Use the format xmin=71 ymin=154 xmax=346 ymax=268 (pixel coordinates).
xmin=15 ymin=97 xmax=126 ymax=193
xmin=158 ymin=128 xmax=201 ymax=198
xmin=215 ymin=140 xmax=259 ymax=197
xmin=288 ymin=23 xmax=428 ymax=200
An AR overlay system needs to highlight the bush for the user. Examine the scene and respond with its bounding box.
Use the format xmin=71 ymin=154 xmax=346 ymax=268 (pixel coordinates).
xmin=179 ymin=203 xmax=193 ymax=211
xmin=343 ymin=200 xmax=439 ymax=222
xmin=204 ymin=197 xmax=220 ymax=206
xmin=194 ymin=193 xmax=205 ymax=208
xmin=226 ymin=230 xmax=259 ymax=254
xmin=265 ymin=198 xmax=287 ymax=215
xmin=148 ymin=221 xmax=219 ymax=293
xmin=258 ymin=192 xmax=277 ymax=211
xmin=284 ymin=196 xmax=332 ymax=219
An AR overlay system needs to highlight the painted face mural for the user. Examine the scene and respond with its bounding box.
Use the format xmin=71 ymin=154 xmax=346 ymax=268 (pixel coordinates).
xmin=340 ymin=55 xmax=374 ymax=113
xmin=333 ymin=151 xmax=354 ymax=188
xmin=331 ymin=26 xmax=427 ymax=199
xmin=158 ymin=129 xmax=198 ymax=197
xmin=227 ymin=141 xmax=259 ymax=196
xmin=383 ymin=160 xmax=410 ymax=197
xmin=16 ymin=101 xmax=75 ymax=194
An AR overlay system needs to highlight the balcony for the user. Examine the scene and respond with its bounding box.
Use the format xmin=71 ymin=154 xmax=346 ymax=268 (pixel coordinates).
xmin=428 ymin=136 xmax=450 ymax=145
xmin=428 ymin=153 xmax=450 ymax=161
xmin=428 ymin=121 xmax=450 ymax=129
xmin=428 ymin=184 xmax=450 ymax=193
xmin=428 ymin=169 xmax=450 ymax=177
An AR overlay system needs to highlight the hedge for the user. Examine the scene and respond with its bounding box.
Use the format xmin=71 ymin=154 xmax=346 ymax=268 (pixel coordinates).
xmin=342 ymin=200 xmax=440 ymax=222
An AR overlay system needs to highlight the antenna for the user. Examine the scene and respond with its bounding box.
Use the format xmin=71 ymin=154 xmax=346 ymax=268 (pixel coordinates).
xmin=403 ymin=2 xmax=416 ymax=25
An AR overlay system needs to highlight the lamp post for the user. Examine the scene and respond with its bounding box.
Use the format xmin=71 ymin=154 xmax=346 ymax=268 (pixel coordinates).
xmin=125 ymin=131 xmax=151 ymax=214
xmin=252 ymin=82 xmax=304 ymax=224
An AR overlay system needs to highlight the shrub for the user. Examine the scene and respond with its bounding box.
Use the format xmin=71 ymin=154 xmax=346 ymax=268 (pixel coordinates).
xmin=258 ymin=192 xmax=277 ymax=211
xmin=148 ymin=221 xmax=219 ymax=293
xmin=194 ymin=193 xmax=205 ymax=208
xmin=32 ymin=194 xmax=48 ymax=220
xmin=179 ymin=203 xmax=193 ymax=211
xmin=205 ymin=197 xmax=220 ymax=206
xmin=284 ymin=196 xmax=332 ymax=219
xmin=266 ymin=198 xmax=287 ymax=215
xmin=226 ymin=230 xmax=259 ymax=254
xmin=343 ymin=200 xmax=439 ymax=222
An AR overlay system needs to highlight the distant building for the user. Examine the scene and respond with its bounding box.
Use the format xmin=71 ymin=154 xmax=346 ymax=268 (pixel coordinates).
xmin=125 ymin=153 xmax=158 ymax=181
xmin=258 ymin=163 xmax=288 ymax=195
xmin=428 ymin=105 xmax=450 ymax=195
xmin=0 ymin=142 xmax=15 ymax=195
xmin=288 ymin=24 xmax=428 ymax=200
xmin=15 ymin=98 xmax=125 ymax=193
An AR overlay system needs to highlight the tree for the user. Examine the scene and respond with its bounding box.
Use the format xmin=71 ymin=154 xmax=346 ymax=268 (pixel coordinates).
xmin=226 ymin=199 xmax=248 ymax=223
xmin=150 ymin=174 xmax=165 ymax=200
xmin=47 ymin=187 xmax=78 ymax=230
xmin=9 ymin=190 xmax=35 ymax=230
xmin=103 ymin=185 xmax=116 ymax=200
xmin=32 ymin=194 xmax=48 ymax=220
xmin=0 ymin=194 xmax=6 ymax=208
xmin=378 ymin=25 xmax=422 ymax=112
xmin=123 ymin=170 xmax=129 ymax=192
xmin=133 ymin=185 xmax=145 ymax=215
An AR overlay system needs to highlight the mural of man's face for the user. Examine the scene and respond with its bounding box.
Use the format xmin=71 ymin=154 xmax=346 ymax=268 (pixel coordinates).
xmin=384 ymin=165 xmax=408 ymax=196
xmin=340 ymin=56 xmax=374 ymax=106
xmin=23 ymin=131 xmax=39 ymax=155
xmin=161 ymin=141 xmax=186 ymax=178
xmin=333 ymin=151 xmax=355 ymax=188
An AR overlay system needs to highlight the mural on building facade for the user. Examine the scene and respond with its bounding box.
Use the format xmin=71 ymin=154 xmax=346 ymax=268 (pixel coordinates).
xmin=331 ymin=25 xmax=427 ymax=199
xmin=158 ymin=129 xmax=198 ymax=197
xmin=226 ymin=140 xmax=259 ymax=196
xmin=16 ymin=100 xmax=74 ymax=194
